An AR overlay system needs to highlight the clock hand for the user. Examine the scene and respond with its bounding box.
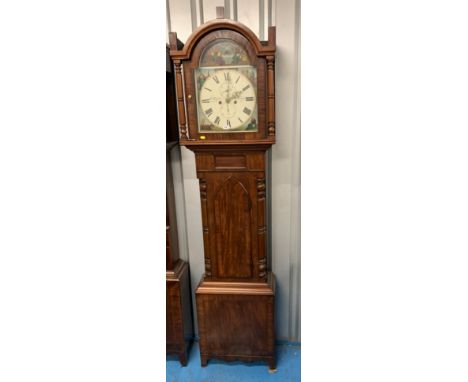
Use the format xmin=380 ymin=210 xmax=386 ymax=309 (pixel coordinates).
xmin=225 ymin=72 xmax=233 ymax=103
xmin=202 ymin=96 xmax=221 ymax=104
xmin=226 ymin=91 xmax=243 ymax=103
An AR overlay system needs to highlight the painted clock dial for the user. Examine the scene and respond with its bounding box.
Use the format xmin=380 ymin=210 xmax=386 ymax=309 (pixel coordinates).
xmin=195 ymin=66 xmax=258 ymax=133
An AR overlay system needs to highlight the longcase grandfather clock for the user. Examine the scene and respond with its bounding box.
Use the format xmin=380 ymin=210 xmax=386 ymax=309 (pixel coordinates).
xmin=169 ymin=9 xmax=277 ymax=369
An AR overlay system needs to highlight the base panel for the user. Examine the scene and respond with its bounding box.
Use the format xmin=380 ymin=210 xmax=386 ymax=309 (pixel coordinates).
xmin=196 ymin=273 xmax=276 ymax=369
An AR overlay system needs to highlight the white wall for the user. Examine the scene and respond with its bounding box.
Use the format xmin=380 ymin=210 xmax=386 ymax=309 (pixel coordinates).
xmin=167 ymin=0 xmax=301 ymax=341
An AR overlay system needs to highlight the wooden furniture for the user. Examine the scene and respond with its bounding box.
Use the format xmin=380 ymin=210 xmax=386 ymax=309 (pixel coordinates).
xmin=170 ymin=9 xmax=277 ymax=370
xmin=166 ymin=45 xmax=193 ymax=366
xmin=166 ymin=259 xmax=192 ymax=366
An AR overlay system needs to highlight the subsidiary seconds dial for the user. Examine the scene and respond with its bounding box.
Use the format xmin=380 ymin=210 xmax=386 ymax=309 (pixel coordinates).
xmin=199 ymin=69 xmax=256 ymax=130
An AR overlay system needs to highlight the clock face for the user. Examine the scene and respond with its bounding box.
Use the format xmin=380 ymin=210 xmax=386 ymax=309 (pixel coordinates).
xmin=195 ymin=66 xmax=258 ymax=133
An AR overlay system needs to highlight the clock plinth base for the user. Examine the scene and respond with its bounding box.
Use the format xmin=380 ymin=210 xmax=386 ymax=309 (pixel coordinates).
xmin=195 ymin=273 xmax=276 ymax=369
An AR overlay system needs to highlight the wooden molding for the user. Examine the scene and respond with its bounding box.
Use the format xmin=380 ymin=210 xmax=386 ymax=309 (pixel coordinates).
xmin=181 ymin=141 xmax=275 ymax=151
xmin=196 ymin=272 xmax=275 ymax=295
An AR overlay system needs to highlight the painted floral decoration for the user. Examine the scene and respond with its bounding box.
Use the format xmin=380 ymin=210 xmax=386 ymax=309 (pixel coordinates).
xmin=200 ymin=39 xmax=250 ymax=67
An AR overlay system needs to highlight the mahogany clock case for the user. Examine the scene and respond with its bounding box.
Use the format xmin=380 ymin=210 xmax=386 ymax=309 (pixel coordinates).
xmin=192 ymin=146 xmax=270 ymax=282
xmin=170 ymin=18 xmax=277 ymax=369
xmin=192 ymin=146 xmax=276 ymax=369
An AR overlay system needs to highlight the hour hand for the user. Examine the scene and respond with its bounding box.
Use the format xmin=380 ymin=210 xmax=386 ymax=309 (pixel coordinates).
xmin=226 ymin=91 xmax=242 ymax=103
xmin=231 ymin=91 xmax=242 ymax=100
xmin=200 ymin=96 xmax=220 ymax=103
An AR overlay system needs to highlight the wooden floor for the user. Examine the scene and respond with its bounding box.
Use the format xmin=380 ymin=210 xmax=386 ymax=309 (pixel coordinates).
xmin=166 ymin=341 xmax=301 ymax=382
